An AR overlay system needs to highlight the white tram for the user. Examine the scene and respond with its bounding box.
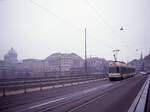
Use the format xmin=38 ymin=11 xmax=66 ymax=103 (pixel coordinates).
xmin=108 ymin=61 xmax=135 ymax=80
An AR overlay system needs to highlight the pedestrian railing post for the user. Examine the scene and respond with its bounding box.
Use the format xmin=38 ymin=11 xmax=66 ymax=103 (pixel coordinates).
xmin=24 ymin=81 xmax=27 ymax=94
xmin=3 ymin=88 xmax=5 ymax=97
xmin=40 ymin=79 xmax=42 ymax=91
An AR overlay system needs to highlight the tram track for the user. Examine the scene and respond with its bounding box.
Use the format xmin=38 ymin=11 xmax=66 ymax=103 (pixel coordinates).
xmin=0 ymin=76 xmax=106 ymax=97
xmin=0 ymin=78 xmax=109 ymax=112
xmin=0 ymin=75 xmax=146 ymax=112
xmin=29 ymin=75 xmax=145 ymax=112
xmin=66 ymin=76 xmax=147 ymax=112
xmin=20 ymin=81 xmax=112 ymax=112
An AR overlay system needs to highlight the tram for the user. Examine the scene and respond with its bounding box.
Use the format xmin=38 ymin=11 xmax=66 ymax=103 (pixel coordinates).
xmin=108 ymin=61 xmax=135 ymax=80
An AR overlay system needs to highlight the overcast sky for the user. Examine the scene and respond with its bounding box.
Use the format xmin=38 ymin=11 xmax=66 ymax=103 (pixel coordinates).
xmin=0 ymin=0 xmax=150 ymax=62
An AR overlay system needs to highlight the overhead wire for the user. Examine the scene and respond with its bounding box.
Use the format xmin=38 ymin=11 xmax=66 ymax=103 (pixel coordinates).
xmin=29 ymin=0 xmax=113 ymax=50
xmin=85 ymin=0 xmax=117 ymax=35
xmin=85 ymin=0 xmax=117 ymax=49
xmin=29 ymin=0 xmax=120 ymax=58
xmin=29 ymin=0 xmax=84 ymax=32
xmin=0 ymin=0 xmax=138 ymax=61
xmin=85 ymin=0 xmax=131 ymax=61
xmin=85 ymin=0 xmax=125 ymax=40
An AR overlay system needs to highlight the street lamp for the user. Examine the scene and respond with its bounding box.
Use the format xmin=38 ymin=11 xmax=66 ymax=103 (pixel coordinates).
xmin=85 ymin=28 xmax=87 ymax=75
xmin=58 ymin=55 xmax=62 ymax=77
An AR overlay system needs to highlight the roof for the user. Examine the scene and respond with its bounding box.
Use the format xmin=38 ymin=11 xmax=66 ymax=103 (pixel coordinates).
xmin=45 ymin=53 xmax=83 ymax=60
xmin=8 ymin=48 xmax=17 ymax=56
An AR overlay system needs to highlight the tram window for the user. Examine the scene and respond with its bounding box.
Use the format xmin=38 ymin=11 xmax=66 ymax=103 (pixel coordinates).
xmin=124 ymin=67 xmax=127 ymax=73
xmin=109 ymin=67 xmax=119 ymax=73
xmin=120 ymin=67 xmax=126 ymax=74
xmin=117 ymin=67 xmax=119 ymax=73
xmin=109 ymin=67 xmax=115 ymax=73
xmin=120 ymin=67 xmax=122 ymax=73
xmin=127 ymin=68 xmax=129 ymax=73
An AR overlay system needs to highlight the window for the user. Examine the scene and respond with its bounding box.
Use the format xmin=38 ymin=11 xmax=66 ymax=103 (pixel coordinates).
xmin=109 ymin=66 xmax=119 ymax=73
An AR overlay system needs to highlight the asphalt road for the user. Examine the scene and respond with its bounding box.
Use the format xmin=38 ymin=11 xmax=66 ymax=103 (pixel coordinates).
xmin=64 ymin=75 xmax=147 ymax=112
xmin=0 ymin=75 xmax=147 ymax=112
xmin=44 ymin=75 xmax=146 ymax=112
xmin=0 ymin=76 xmax=104 ymax=94
xmin=0 ymin=78 xmax=110 ymax=112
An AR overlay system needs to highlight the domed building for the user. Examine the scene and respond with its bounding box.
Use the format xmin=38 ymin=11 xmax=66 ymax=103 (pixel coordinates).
xmin=4 ymin=48 xmax=18 ymax=64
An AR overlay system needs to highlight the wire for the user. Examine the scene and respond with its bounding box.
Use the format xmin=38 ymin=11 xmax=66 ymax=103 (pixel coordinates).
xmin=29 ymin=0 xmax=84 ymax=32
xmin=85 ymin=0 xmax=127 ymax=44
xmin=29 ymin=1 xmax=114 ymax=49
xmin=29 ymin=0 xmax=123 ymax=59
xmin=85 ymin=0 xmax=121 ymax=47
xmin=85 ymin=0 xmax=132 ymax=61
xmin=85 ymin=0 xmax=116 ymax=34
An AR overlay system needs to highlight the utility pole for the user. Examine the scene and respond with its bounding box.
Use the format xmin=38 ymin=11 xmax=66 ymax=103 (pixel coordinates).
xmin=140 ymin=52 xmax=144 ymax=71
xmin=113 ymin=49 xmax=120 ymax=61
xmin=59 ymin=55 xmax=61 ymax=77
xmin=85 ymin=28 xmax=87 ymax=75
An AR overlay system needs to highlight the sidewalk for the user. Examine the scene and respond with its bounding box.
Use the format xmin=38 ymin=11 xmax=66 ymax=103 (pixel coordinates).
xmin=146 ymin=85 xmax=150 ymax=112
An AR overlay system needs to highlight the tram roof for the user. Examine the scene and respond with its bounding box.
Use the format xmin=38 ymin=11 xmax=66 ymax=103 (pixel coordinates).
xmin=109 ymin=61 xmax=135 ymax=68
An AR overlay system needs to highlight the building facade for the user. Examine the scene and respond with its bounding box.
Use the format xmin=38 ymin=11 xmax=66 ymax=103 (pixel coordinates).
xmin=144 ymin=53 xmax=150 ymax=72
xmin=0 ymin=49 xmax=84 ymax=77
xmin=4 ymin=48 xmax=18 ymax=64
xmin=86 ymin=57 xmax=109 ymax=74
xmin=0 ymin=48 xmax=113 ymax=78
xmin=45 ymin=53 xmax=84 ymax=76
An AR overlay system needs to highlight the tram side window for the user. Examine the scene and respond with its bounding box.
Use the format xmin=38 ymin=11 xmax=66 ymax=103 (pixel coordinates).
xmin=129 ymin=68 xmax=132 ymax=73
xmin=129 ymin=68 xmax=131 ymax=73
xmin=120 ymin=67 xmax=126 ymax=74
xmin=109 ymin=67 xmax=119 ymax=73
xmin=127 ymin=68 xmax=130 ymax=74
xmin=131 ymin=68 xmax=135 ymax=73
xmin=127 ymin=68 xmax=130 ymax=73
xmin=117 ymin=67 xmax=119 ymax=73
xmin=124 ymin=67 xmax=126 ymax=74
xmin=120 ymin=67 xmax=123 ymax=74
xmin=133 ymin=69 xmax=135 ymax=72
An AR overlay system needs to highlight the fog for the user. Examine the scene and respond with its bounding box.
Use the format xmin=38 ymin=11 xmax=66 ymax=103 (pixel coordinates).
xmin=0 ymin=0 xmax=150 ymax=62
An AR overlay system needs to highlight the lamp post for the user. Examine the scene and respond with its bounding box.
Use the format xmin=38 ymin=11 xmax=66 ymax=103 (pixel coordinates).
xmin=85 ymin=28 xmax=87 ymax=75
xmin=58 ymin=55 xmax=62 ymax=77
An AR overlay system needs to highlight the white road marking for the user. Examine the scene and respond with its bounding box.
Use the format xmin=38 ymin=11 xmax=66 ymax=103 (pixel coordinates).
xmin=29 ymin=97 xmax=67 ymax=109
xmin=27 ymin=83 xmax=112 ymax=110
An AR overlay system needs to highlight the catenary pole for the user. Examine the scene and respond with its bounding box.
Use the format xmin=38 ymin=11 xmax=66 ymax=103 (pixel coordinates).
xmin=85 ymin=28 xmax=87 ymax=75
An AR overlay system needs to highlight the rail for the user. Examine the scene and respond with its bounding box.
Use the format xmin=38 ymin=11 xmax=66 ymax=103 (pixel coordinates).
xmin=128 ymin=75 xmax=150 ymax=112
xmin=0 ymin=75 xmax=107 ymax=97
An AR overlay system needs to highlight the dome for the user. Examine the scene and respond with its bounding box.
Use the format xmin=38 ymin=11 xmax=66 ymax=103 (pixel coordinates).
xmin=4 ymin=48 xmax=18 ymax=63
xmin=4 ymin=53 xmax=9 ymax=59
xmin=8 ymin=48 xmax=17 ymax=56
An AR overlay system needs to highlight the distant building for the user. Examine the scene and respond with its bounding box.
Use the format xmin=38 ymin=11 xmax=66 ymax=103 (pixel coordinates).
xmin=128 ymin=53 xmax=147 ymax=72
xmin=144 ymin=53 xmax=150 ymax=72
xmin=0 ymin=60 xmax=7 ymax=77
xmin=0 ymin=50 xmax=86 ymax=77
xmin=86 ymin=57 xmax=109 ymax=74
xmin=4 ymin=48 xmax=18 ymax=64
xmin=45 ymin=53 xmax=84 ymax=76
xmin=128 ymin=59 xmax=142 ymax=72
xmin=0 ymin=48 xmax=112 ymax=78
xmin=0 ymin=48 xmax=19 ymax=77
xmin=21 ymin=59 xmax=44 ymax=76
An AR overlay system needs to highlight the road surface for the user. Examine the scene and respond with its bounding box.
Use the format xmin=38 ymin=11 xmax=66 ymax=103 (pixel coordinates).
xmin=0 ymin=74 xmax=147 ymax=112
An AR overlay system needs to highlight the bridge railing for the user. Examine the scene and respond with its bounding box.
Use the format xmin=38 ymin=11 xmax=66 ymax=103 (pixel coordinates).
xmin=0 ymin=75 xmax=107 ymax=97
xmin=128 ymin=75 xmax=150 ymax=112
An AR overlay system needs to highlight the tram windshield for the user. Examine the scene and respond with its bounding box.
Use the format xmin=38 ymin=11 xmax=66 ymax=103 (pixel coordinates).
xmin=109 ymin=67 xmax=119 ymax=73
